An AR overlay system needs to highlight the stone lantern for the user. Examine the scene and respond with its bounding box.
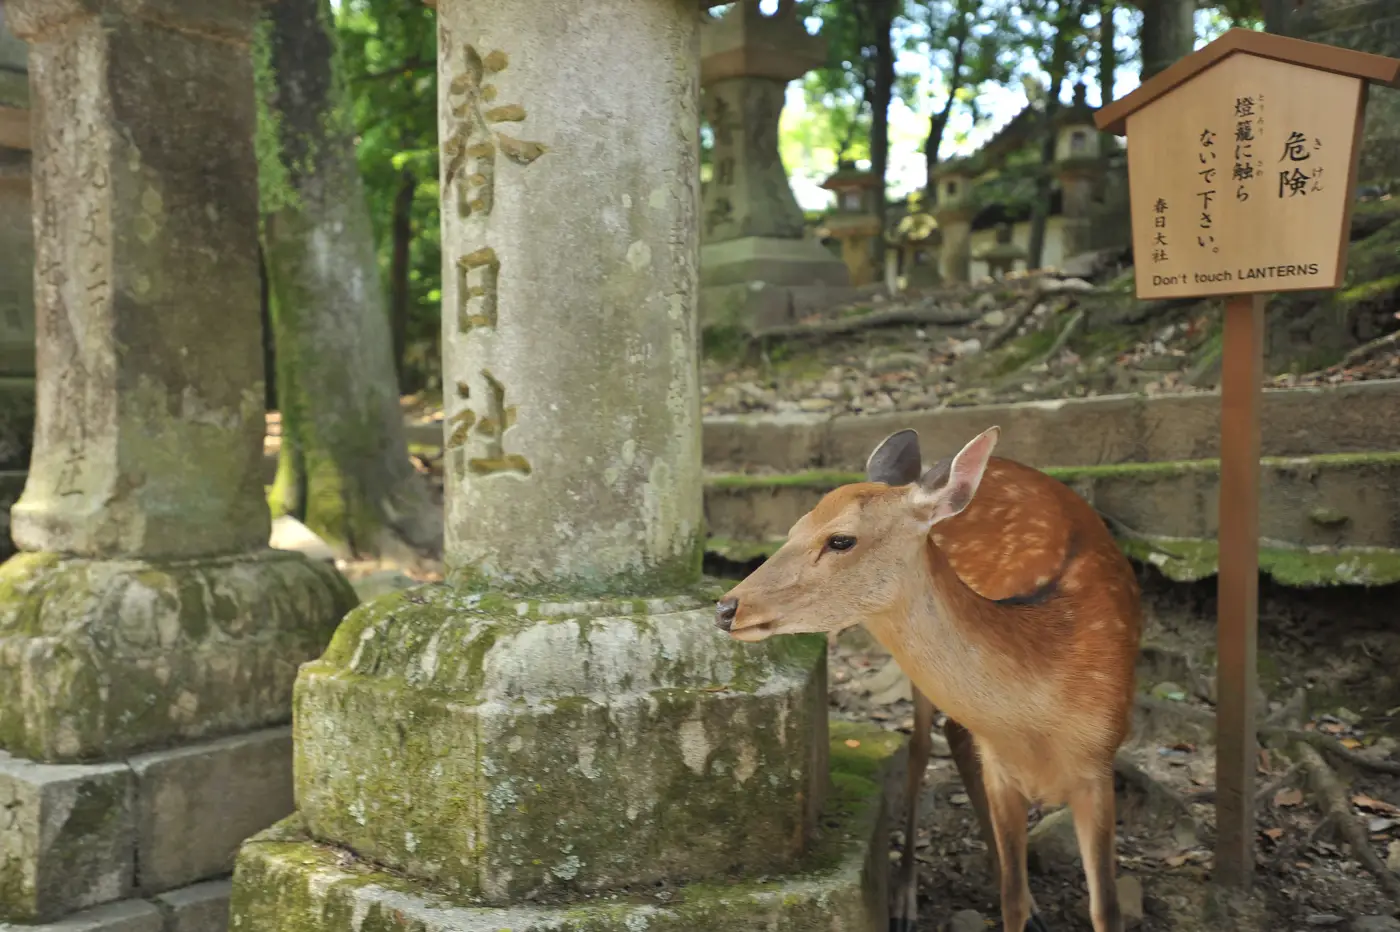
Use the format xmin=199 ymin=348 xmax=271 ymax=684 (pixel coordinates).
xmin=700 ymin=0 xmax=852 ymax=331
xmin=890 ymin=207 xmax=941 ymax=291
xmin=933 ymin=157 xmax=977 ymax=283
xmin=974 ymin=222 xmax=1028 ymax=280
xmin=819 ymin=161 xmax=883 ymax=286
xmin=230 ymin=1 xmax=903 ymax=929
xmin=1055 ymin=84 xmax=1103 ymax=260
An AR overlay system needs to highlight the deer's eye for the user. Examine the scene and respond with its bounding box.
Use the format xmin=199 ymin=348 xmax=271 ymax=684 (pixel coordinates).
xmin=826 ymin=534 xmax=857 ymax=553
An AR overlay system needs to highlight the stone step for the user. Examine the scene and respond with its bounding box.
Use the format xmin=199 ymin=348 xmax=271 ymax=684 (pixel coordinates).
xmin=703 ymin=451 xmax=1400 ymax=564
xmin=703 ymin=379 xmax=1400 ymax=474
xmin=264 ymin=381 xmax=1400 ymax=483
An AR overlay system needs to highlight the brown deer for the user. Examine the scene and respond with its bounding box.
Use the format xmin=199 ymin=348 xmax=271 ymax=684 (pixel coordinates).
xmin=715 ymin=426 xmax=1141 ymax=932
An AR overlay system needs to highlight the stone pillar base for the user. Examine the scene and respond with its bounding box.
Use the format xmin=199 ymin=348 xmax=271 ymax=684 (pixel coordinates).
xmin=0 ymin=550 xmax=356 ymax=764
xmin=700 ymin=236 xmax=855 ymax=332
xmin=0 ymin=727 xmax=297 ymax=924
xmin=0 ymin=879 xmax=232 ymax=932
xmin=230 ymin=720 xmax=904 ymax=932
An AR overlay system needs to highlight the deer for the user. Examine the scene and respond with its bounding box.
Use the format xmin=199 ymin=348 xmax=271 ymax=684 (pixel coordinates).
xmin=714 ymin=426 xmax=1142 ymax=932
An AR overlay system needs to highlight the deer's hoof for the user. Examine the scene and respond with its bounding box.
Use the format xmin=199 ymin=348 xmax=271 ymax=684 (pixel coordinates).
xmin=1024 ymin=914 xmax=1052 ymax=932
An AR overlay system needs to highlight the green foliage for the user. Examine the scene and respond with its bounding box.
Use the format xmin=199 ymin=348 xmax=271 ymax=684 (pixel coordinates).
xmin=334 ymin=0 xmax=442 ymax=391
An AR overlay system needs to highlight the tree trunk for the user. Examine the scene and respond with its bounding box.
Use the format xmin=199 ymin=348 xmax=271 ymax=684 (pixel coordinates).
xmin=1025 ymin=125 xmax=1058 ymax=270
xmin=925 ymin=26 xmax=968 ymax=199
xmin=1099 ymin=0 xmax=1117 ymax=103
xmin=1139 ymin=0 xmax=1195 ymax=80
xmin=389 ymin=168 xmax=416 ymax=394
xmin=257 ymin=0 xmax=442 ymax=560
xmin=258 ymin=241 xmax=277 ymax=412
xmin=870 ymin=0 xmax=897 ymax=264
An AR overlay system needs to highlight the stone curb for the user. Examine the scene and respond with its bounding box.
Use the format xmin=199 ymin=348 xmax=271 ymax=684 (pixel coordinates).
xmin=702 ymin=452 xmax=1400 ymax=552
xmin=0 ymin=879 xmax=232 ymax=932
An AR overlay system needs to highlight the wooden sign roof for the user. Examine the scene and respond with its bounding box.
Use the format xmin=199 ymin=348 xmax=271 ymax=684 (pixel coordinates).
xmin=1096 ymin=29 xmax=1400 ymax=136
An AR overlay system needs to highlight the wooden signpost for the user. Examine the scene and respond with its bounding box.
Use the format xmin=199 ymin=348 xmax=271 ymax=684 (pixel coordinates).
xmin=1096 ymin=29 xmax=1400 ymax=889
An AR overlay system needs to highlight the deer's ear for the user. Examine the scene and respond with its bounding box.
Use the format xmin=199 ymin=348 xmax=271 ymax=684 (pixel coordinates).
xmin=910 ymin=426 xmax=1000 ymax=525
xmin=865 ymin=429 xmax=923 ymax=485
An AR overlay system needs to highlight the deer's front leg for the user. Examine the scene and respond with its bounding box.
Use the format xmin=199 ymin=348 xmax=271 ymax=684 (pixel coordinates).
xmin=944 ymin=715 xmax=998 ymax=885
xmin=1070 ymin=769 xmax=1123 ymax=932
xmin=982 ymin=755 xmax=1049 ymax=932
xmin=890 ymin=688 xmax=936 ymax=932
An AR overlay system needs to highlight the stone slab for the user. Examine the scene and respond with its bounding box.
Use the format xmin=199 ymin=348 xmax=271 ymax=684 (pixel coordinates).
xmin=130 ymin=729 xmax=293 ymax=894
xmin=700 ymin=236 xmax=851 ymax=288
xmin=0 ymin=753 xmax=134 ymax=922
xmin=0 ymin=899 xmax=163 ymax=932
xmin=293 ymin=585 xmax=829 ymax=905
xmin=703 ymin=453 xmax=1400 ymax=551
xmin=700 ymin=281 xmax=867 ymax=333
xmin=231 ymin=721 xmax=904 ymax=932
xmin=152 ymin=879 xmax=231 ymax=932
xmin=701 ymin=379 xmax=1400 ymax=474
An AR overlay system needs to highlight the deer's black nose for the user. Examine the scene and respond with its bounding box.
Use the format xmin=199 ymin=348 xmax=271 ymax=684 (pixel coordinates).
xmin=715 ymin=598 xmax=739 ymax=632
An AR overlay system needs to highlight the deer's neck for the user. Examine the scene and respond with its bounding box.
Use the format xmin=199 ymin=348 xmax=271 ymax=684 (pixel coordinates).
xmin=863 ymin=539 xmax=1054 ymax=737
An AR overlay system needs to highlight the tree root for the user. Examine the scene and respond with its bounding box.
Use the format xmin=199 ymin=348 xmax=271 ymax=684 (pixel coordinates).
xmin=983 ymin=291 xmax=1049 ymax=353
xmin=1298 ymin=742 xmax=1400 ymax=905
xmin=751 ymin=303 xmax=981 ymax=342
xmin=1113 ymin=751 xmax=1198 ymax=820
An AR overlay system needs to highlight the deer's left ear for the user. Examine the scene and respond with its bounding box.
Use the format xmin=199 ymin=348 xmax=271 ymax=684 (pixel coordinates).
xmin=909 ymin=426 xmax=999 ymax=526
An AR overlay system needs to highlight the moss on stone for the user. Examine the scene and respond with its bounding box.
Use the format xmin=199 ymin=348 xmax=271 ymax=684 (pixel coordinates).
xmin=1119 ymin=535 xmax=1400 ymax=587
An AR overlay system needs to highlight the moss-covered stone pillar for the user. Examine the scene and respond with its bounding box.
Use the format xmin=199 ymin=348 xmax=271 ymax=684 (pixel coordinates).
xmin=229 ymin=1 xmax=902 ymax=928
xmin=0 ymin=2 xmax=354 ymax=925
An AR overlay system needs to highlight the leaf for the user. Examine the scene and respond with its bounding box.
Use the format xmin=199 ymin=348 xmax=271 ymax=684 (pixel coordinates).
xmin=844 ymin=739 xmax=862 ymax=749
xmin=1353 ymin=794 xmax=1400 ymax=815
xmin=496 ymin=134 xmax=547 ymax=165
xmin=1341 ymin=738 xmax=1363 ymax=750
xmin=1273 ymin=788 xmax=1304 ymax=807
xmin=1263 ymin=827 xmax=1284 ymax=841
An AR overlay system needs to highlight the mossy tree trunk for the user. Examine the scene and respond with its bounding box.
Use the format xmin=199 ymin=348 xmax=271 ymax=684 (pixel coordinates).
xmin=1138 ymin=0 xmax=1195 ymax=81
xmin=256 ymin=0 xmax=442 ymax=560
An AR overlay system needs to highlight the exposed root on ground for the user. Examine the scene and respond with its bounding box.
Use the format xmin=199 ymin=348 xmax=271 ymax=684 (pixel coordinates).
xmin=1298 ymin=742 xmax=1400 ymax=906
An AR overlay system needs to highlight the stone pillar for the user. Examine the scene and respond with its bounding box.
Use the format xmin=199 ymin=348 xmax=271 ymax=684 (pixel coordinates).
xmin=935 ymin=161 xmax=976 ymax=284
xmin=699 ymin=0 xmax=854 ymax=332
xmin=0 ymin=2 xmax=354 ymax=926
xmin=230 ymin=1 xmax=903 ymax=928
xmin=0 ymin=1 xmax=33 ymax=559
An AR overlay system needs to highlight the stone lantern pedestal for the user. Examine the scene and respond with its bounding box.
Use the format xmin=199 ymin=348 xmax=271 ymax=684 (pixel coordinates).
xmin=229 ymin=1 xmax=903 ymax=928
xmin=0 ymin=3 xmax=355 ymax=927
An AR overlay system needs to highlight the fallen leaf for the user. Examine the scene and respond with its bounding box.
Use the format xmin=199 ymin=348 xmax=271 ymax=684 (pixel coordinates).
xmin=1353 ymin=794 xmax=1400 ymax=815
xmin=1319 ymin=722 xmax=1347 ymax=735
xmin=844 ymin=739 xmax=861 ymax=749
xmin=1274 ymin=788 xmax=1305 ymax=807
xmin=1341 ymin=738 xmax=1363 ymax=750
xmin=1263 ymin=827 xmax=1285 ymax=841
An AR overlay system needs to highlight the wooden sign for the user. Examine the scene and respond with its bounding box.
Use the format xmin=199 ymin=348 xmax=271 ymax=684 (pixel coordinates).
xmin=1099 ymin=30 xmax=1400 ymax=301
xmin=1097 ymin=29 xmax=1400 ymax=893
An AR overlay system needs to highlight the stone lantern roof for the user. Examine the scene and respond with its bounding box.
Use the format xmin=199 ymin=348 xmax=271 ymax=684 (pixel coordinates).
xmin=702 ymin=0 xmax=826 ymax=84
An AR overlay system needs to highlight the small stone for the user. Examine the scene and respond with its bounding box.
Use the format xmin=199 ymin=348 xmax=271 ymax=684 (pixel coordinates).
xmin=798 ymin=397 xmax=835 ymax=412
xmin=949 ymin=908 xmax=987 ymax=932
xmin=929 ymin=733 xmax=951 ymax=758
xmin=862 ymin=659 xmax=905 ymax=696
xmin=1335 ymin=707 xmax=1362 ymax=725
xmin=1027 ymin=806 xmax=1081 ymax=871
xmin=1352 ymin=918 xmax=1400 ymax=932
xmin=869 ymin=673 xmax=912 ymax=707
xmin=870 ymin=352 xmax=925 ymax=374
xmin=979 ymin=309 xmax=1007 ymax=328
xmin=1117 ymin=875 xmax=1145 ymax=928
xmin=951 ymin=338 xmax=982 ymax=358
xmin=1385 ymin=839 xmax=1400 ymax=871
xmin=270 ymin=515 xmax=336 ymax=563
xmin=974 ymin=292 xmax=998 ymax=311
